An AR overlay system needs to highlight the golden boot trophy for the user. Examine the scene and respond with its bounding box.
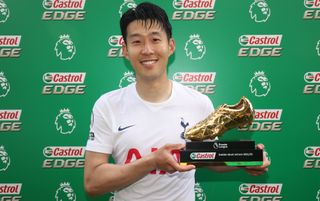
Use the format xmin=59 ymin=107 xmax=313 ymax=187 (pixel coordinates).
xmin=180 ymin=97 xmax=263 ymax=166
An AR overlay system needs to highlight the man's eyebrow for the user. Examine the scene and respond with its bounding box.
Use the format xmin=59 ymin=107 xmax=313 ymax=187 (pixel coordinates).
xmin=128 ymin=31 xmax=162 ymax=39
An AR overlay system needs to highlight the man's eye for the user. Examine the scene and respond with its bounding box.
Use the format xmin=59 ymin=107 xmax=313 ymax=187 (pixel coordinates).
xmin=132 ymin=41 xmax=140 ymax=44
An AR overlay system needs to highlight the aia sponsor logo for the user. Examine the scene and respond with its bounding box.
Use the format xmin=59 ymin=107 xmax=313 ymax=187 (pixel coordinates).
xmin=118 ymin=71 xmax=136 ymax=88
xmin=194 ymin=182 xmax=206 ymax=201
xmin=303 ymin=146 xmax=320 ymax=168
xmin=238 ymin=34 xmax=282 ymax=57
xmin=249 ymin=0 xmax=271 ymax=23
xmin=303 ymin=72 xmax=320 ymax=94
xmin=173 ymin=72 xmax=216 ymax=94
xmin=239 ymin=109 xmax=283 ymax=132
xmin=43 ymin=146 xmax=85 ymax=168
xmin=239 ymin=183 xmax=283 ymax=201
xmin=55 ymin=108 xmax=76 ymax=135
xmin=0 ymin=0 xmax=9 ymax=23
xmin=172 ymin=0 xmax=216 ymax=20
xmin=55 ymin=34 xmax=76 ymax=60
xmin=107 ymin=35 xmax=124 ymax=57
xmin=55 ymin=182 xmax=76 ymax=201
xmin=42 ymin=72 xmax=86 ymax=95
xmin=185 ymin=34 xmax=206 ymax=60
xmin=0 ymin=72 xmax=10 ymax=98
xmin=0 ymin=146 xmax=10 ymax=172
xmin=303 ymin=0 xmax=320 ymax=19
xmin=118 ymin=0 xmax=137 ymax=17
xmin=0 ymin=35 xmax=22 ymax=58
xmin=0 ymin=110 xmax=22 ymax=132
xmin=42 ymin=0 xmax=86 ymax=20
xmin=249 ymin=71 xmax=271 ymax=97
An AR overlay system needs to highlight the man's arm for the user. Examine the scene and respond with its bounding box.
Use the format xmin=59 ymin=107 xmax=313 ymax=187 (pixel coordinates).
xmin=84 ymin=144 xmax=195 ymax=196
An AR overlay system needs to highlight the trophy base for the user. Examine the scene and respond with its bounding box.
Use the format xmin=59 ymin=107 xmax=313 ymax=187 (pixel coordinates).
xmin=180 ymin=141 xmax=263 ymax=166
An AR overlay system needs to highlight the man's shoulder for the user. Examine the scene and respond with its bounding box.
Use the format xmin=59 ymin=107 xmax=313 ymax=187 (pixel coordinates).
xmin=95 ymin=83 xmax=135 ymax=106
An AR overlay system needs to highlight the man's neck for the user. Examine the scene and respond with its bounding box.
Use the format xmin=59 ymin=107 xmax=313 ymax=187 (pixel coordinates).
xmin=135 ymin=79 xmax=172 ymax=103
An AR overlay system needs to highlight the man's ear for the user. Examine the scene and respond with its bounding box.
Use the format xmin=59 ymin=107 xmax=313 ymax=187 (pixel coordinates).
xmin=122 ymin=44 xmax=129 ymax=59
xmin=169 ymin=38 xmax=175 ymax=56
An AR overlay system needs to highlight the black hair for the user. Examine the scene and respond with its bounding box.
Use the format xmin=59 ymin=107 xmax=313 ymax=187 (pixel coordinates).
xmin=120 ymin=2 xmax=172 ymax=44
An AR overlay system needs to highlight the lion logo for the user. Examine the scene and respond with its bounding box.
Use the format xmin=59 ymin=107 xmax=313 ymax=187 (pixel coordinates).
xmin=195 ymin=182 xmax=206 ymax=201
xmin=316 ymin=40 xmax=320 ymax=56
xmin=249 ymin=71 xmax=271 ymax=97
xmin=118 ymin=71 xmax=136 ymax=88
xmin=54 ymin=35 xmax=76 ymax=60
xmin=316 ymin=189 xmax=320 ymax=201
xmin=0 ymin=0 xmax=9 ymax=23
xmin=0 ymin=72 xmax=10 ymax=98
xmin=185 ymin=34 xmax=206 ymax=60
xmin=55 ymin=182 xmax=76 ymax=201
xmin=55 ymin=109 xmax=76 ymax=135
xmin=119 ymin=0 xmax=137 ymax=17
xmin=316 ymin=114 xmax=320 ymax=131
xmin=249 ymin=0 xmax=271 ymax=23
xmin=0 ymin=146 xmax=10 ymax=172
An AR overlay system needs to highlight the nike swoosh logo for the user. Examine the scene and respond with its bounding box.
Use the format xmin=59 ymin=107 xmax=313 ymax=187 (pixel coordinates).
xmin=118 ymin=125 xmax=135 ymax=132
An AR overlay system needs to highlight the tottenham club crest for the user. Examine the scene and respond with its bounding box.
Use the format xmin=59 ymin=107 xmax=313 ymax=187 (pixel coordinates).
xmin=54 ymin=34 xmax=76 ymax=60
xmin=185 ymin=34 xmax=206 ymax=60
xmin=0 ymin=72 xmax=10 ymax=98
xmin=118 ymin=71 xmax=136 ymax=88
xmin=55 ymin=108 xmax=76 ymax=135
xmin=249 ymin=71 xmax=271 ymax=97
xmin=316 ymin=40 xmax=320 ymax=56
xmin=0 ymin=146 xmax=10 ymax=172
xmin=119 ymin=0 xmax=137 ymax=17
xmin=55 ymin=182 xmax=76 ymax=201
xmin=0 ymin=0 xmax=9 ymax=23
xmin=249 ymin=0 xmax=271 ymax=23
xmin=195 ymin=182 xmax=206 ymax=201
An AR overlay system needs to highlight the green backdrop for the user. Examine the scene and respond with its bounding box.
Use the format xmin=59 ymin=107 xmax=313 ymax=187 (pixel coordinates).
xmin=1 ymin=0 xmax=319 ymax=200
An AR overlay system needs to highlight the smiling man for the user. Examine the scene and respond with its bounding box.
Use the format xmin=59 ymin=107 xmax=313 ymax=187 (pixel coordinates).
xmin=84 ymin=2 xmax=270 ymax=201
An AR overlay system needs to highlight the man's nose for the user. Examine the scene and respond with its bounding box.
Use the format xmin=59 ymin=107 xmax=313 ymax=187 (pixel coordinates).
xmin=141 ymin=41 xmax=154 ymax=55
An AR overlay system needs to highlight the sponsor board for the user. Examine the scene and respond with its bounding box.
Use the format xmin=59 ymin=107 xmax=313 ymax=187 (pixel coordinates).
xmin=0 ymin=110 xmax=22 ymax=132
xmin=239 ymin=183 xmax=283 ymax=201
xmin=172 ymin=0 xmax=216 ymax=20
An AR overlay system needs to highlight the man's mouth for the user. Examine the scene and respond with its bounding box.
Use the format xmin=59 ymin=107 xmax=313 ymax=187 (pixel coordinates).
xmin=140 ymin=59 xmax=158 ymax=65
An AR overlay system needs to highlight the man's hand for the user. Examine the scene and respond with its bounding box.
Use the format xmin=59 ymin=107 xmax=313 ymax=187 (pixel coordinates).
xmin=244 ymin=144 xmax=271 ymax=176
xmin=151 ymin=144 xmax=195 ymax=173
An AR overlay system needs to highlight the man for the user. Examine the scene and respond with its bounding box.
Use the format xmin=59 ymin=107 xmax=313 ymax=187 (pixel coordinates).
xmin=84 ymin=2 xmax=270 ymax=201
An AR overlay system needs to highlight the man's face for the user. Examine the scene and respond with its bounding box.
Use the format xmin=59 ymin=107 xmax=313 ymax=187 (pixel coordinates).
xmin=122 ymin=20 xmax=175 ymax=82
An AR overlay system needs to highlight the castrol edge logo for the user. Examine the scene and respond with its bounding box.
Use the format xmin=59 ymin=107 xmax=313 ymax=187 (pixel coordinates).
xmin=0 ymin=110 xmax=22 ymax=132
xmin=238 ymin=35 xmax=283 ymax=57
xmin=190 ymin=152 xmax=216 ymax=160
xmin=304 ymin=146 xmax=320 ymax=158
xmin=239 ymin=109 xmax=283 ymax=131
xmin=43 ymin=72 xmax=85 ymax=84
xmin=173 ymin=72 xmax=215 ymax=83
xmin=173 ymin=72 xmax=216 ymax=94
xmin=0 ymin=35 xmax=22 ymax=57
xmin=107 ymin=35 xmax=124 ymax=57
xmin=172 ymin=0 xmax=216 ymax=20
xmin=239 ymin=183 xmax=283 ymax=195
xmin=0 ymin=183 xmax=22 ymax=195
xmin=43 ymin=146 xmax=85 ymax=158
xmin=239 ymin=35 xmax=282 ymax=46
xmin=303 ymin=72 xmax=320 ymax=94
xmin=42 ymin=72 xmax=86 ymax=95
xmin=303 ymin=0 xmax=320 ymax=19
xmin=43 ymin=0 xmax=86 ymax=10
xmin=173 ymin=0 xmax=215 ymax=10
